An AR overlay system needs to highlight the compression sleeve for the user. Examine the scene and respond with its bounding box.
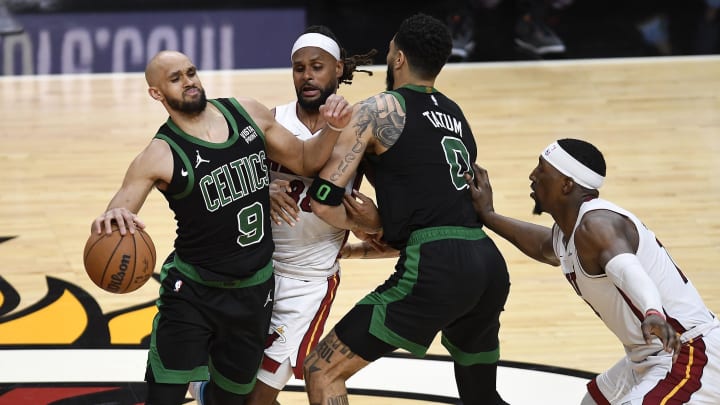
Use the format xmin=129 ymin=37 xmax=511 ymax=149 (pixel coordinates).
xmin=605 ymin=253 xmax=664 ymax=318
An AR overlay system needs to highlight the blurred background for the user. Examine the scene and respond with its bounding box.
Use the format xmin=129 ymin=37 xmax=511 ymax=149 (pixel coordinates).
xmin=1 ymin=0 xmax=719 ymax=75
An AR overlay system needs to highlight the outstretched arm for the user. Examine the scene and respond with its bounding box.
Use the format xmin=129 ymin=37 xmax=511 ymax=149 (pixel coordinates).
xmin=248 ymin=94 xmax=352 ymax=176
xmin=466 ymin=163 xmax=558 ymax=266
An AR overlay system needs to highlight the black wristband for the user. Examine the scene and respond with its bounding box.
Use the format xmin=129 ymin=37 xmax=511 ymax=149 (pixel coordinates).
xmin=309 ymin=176 xmax=345 ymax=206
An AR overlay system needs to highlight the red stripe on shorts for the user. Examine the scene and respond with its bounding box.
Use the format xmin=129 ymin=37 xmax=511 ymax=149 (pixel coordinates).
xmin=643 ymin=338 xmax=707 ymax=404
xmin=293 ymin=272 xmax=340 ymax=379
xmin=587 ymin=378 xmax=612 ymax=405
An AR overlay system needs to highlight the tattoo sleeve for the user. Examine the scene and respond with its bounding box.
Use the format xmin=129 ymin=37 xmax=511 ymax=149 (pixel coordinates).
xmin=355 ymin=94 xmax=405 ymax=149
xmin=329 ymin=94 xmax=405 ymax=183
xmin=303 ymin=330 xmax=355 ymax=376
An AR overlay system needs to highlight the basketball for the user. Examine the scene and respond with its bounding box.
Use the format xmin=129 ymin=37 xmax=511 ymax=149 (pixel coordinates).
xmin=83 ymin=226 xmax=157 ymax=293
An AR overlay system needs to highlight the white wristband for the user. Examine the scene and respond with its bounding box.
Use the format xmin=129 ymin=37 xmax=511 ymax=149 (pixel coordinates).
xmin=605 ymin=253 xmax=663 ymax=315
xmin=327 ymin=123 xmax=346 ymax=132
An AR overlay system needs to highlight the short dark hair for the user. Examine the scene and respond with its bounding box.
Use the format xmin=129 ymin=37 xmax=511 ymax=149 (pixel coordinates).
xmin=393 ymin=13 xmax=452 ymax=80
xmin=303 ymin=25 xmax=376 ymax=86
xmin=557 ymin=138 xmax=606 ymax=177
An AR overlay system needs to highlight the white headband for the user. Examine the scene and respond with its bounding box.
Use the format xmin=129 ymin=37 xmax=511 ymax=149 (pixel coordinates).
xmin=290 ymin=33 xmax=341 ymax=61
xmin=541 ymin=141 xmax=605 ymax=189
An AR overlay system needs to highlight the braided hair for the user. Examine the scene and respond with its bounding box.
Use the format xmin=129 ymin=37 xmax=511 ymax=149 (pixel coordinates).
xmin=302 ymin=25 xmax=377 ymax=86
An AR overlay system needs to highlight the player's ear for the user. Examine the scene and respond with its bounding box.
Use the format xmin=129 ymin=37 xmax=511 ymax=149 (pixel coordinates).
xmin=395 ymin=50 xmax=406 ymax=69
xmin=335 ymin=60 xmax=344 ymax=81
xmin=147 ymin=87 xmax=162 ymax=101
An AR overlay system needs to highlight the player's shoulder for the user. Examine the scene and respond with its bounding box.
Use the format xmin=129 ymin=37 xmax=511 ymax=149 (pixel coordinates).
xmin=576 ymin=208 xmax=629 ymax=243
xmin=355 ymin=92 xmax=403 ymax=113
xmin=230 ymin=97 xmax=273 ymax=122
xmin=231 ymin=96 xmax=261 ymax=110
xmin=142 ymin=137 xmax=172 ymax=160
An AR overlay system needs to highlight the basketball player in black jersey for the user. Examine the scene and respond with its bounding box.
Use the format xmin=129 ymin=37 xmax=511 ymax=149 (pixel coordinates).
xmin=305 ymin=14 xmax=511 ymax=405
xmin=90 ymin=50 xmax=351 ymax=405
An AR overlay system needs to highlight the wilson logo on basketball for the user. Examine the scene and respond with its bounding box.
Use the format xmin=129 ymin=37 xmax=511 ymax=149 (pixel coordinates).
xmin=107 ymin=254 xmax=132 ymax=292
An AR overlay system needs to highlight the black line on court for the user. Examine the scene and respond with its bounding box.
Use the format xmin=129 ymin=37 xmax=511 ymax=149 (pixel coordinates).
xmin=407 ymin=352 xmax=598 ymax=380
xmin=282 ymin=384 xmax=460 ymax=403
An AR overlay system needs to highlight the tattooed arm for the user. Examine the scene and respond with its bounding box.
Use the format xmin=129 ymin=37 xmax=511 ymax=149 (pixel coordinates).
xmin=310 ymin=92 xmax=405 ymax=232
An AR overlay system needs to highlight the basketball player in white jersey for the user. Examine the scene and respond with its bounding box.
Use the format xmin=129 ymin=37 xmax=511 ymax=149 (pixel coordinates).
xmin=466 ymin=138 xmax=720 ymax=404
xmin=190 ymin=26 xmax=394 ymax=405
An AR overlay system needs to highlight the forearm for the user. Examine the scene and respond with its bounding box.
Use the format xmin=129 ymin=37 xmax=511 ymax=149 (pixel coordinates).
xmin=605 ymin=253 xmax=663 ymax=315
xmin=311 ymin=199 xmax=354 ymax=230
xmin=300 ymin=126 xmax=342 ymax=175
xmin=340 ymin=242 xmax=398 ymax=259
xmin=483 ymin=211 xmax=557 ymax=265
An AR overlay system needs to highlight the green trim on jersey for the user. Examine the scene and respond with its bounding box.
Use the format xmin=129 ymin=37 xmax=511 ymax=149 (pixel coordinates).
xmin=154 ymin=133 xmax=195 ymax=199
xmin=228 ymin=98 xmax=266 ymax=144
xmin=407 ymin=226 xmax=486 ymax=245
xmin=386 ymin=84 xmax=439 ymax=112
xmin=441 ymin=334 xmax=500 ymax=365
xmin=172 ymin=253 xmax=273 ymax=288
xmin=401 ymin=83 xmax=438 ymax=94
xmin=163 ymin=102 xmax=239 ymax=149
xmin=209 ymin=99 xmax=241 ymax=138
xmin=358 ymin=226 xmax=488 ymax=357
xmin=385 ymin=84 xmax=438 ymax=112
xmin=209 ymin=358 xmax=256 ymax=394
xmin=384 ymin=90 xmax=406 ymax=112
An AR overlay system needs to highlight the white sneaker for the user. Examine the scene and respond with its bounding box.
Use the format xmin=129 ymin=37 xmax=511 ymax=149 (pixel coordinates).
xmin=188 ymin=381 xmax=207 ymax=405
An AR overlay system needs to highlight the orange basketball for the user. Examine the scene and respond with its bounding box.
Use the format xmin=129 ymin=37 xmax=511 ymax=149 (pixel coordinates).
xmin=83 ymin=226 xmax=156 ymax=293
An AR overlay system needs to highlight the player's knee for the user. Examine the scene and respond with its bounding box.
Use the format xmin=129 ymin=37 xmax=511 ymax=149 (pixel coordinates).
xmin=302 ymin=354 xmax=326 ymax=388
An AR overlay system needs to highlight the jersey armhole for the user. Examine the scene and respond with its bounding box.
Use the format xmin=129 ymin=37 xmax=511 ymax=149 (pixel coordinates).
xmin=154 ymin=133 xmax=194 ymax=199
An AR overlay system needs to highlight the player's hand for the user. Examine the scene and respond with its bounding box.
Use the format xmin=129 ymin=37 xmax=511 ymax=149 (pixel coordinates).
xmin=269 ymin=179 xmax=299 ymax=226
xmin=641 ymin=312 xmax=681 ymax=363
xmin=344 ymin=189 xmax=382 ymax=234
xmin=319 ymin=94 xmax=352 ymax=132
xmin=464 ymin=163 xmax=496 ymax=221
xmin=351 ymin=228 xmax=388 ymax=253
xmin=92 ymin=207 xmax=144 ymax=235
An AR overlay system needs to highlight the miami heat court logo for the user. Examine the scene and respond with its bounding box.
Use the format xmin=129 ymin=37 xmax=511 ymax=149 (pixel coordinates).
xmin=0 ymin=236 xmax=594 ymax=405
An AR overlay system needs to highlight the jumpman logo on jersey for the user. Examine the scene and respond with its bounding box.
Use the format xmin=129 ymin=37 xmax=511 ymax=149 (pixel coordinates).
xmin=195 ymin=150 xmax=210 ymax=168
xmin=264 ymin=289 xmax=273 ymax=308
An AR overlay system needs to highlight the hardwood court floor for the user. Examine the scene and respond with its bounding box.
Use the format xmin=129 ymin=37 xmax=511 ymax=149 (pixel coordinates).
xmin=1 ymin=55 xmax=719 ymax=404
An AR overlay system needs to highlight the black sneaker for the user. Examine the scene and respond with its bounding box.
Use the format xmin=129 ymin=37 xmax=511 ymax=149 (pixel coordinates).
xmin=447 ymin=12 xmax=476 ymax=61
xmin=514 ymin=14 xmax=565 ymax=55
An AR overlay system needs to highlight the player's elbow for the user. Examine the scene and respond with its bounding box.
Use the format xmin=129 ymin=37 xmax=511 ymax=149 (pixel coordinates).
xmin=298 ymin=159 xmax=324 ymax=177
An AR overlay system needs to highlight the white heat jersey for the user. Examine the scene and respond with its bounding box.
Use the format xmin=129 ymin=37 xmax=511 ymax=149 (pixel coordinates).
xmin=269 ymin=101 xmax=357 ymax=279
xmin=553 ymin=198 xmax=717 ymax=362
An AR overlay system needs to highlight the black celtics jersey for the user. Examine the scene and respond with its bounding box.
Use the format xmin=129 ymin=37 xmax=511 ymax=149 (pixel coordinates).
xmin=370 ymin=85 xmax=482 ymax=249
xmin=155 ymin=98 xmax=273 ymax=281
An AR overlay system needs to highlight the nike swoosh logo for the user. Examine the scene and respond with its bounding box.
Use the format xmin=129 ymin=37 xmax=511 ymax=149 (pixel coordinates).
xmin=181 ymin=169 xmax=188 ymax=177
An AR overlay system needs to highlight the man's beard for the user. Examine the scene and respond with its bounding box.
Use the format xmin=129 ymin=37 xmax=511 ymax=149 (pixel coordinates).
xmin=532 ymin=198 xmax=543 ymax=215
xmin=385 ymin=64 xmax=394 ymax=91
xmin=167 ymin=88 xmax=207 ymax=114
xmin=296 ymin=81 xmax=336 ymax=111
